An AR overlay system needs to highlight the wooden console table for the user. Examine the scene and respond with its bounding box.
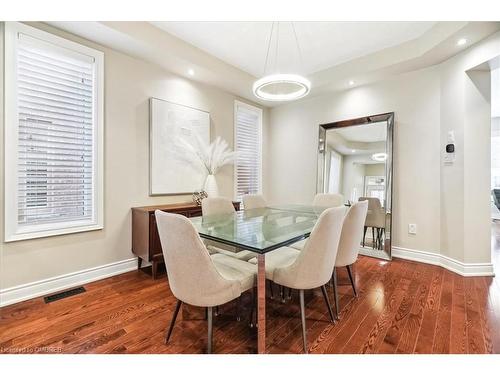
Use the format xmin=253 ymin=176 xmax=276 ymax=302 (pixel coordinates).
xmin=131 ymin=201 xmax=240 ymax=279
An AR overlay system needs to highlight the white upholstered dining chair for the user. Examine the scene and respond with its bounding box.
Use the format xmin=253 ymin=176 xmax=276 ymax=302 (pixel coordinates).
xmin=331 ymin=200 xmax=368 ymax=319
xmin=242 ymin=194 xmax=267 ymax=210
xmin=359 ymin=197 xmax=385 ymax=249
xmin=155 ymin=210 xmax=256 ymax=354
xmin=289 ymin=193 xmax=345 ymax=251
xmin=250 ymin=206 xmax=345 ymax=352
xmin=201 ymin=197 xmax=255 ymax=261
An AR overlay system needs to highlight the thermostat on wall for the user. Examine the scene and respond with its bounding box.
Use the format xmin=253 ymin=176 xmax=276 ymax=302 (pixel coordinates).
xmin=444 ymin=131 xmax=455 ymax=164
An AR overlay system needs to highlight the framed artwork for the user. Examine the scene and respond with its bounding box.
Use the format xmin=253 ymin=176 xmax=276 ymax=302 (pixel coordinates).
xmin=149 ymin=97 xmax=210 ymax=195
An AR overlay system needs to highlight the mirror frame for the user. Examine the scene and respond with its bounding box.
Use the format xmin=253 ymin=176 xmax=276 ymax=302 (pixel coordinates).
xmin=316 ymin=112 xmax=394 ymax=260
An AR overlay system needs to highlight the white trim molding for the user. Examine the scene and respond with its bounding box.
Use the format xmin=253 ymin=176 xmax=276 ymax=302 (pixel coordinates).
xmin=0 ymin=258 xmax=137 ymax=307
xmin=392 ymin=246 xmax=495 ymax=277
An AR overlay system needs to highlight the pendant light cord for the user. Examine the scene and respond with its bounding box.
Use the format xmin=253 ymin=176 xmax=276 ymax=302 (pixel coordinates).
xmin=274 ymin=22 xmax=280 ymax=74
xmin=263 ymin=22 xmax=275 ymax=76
xmin=291 ymin=22 xmax=304 ymax=73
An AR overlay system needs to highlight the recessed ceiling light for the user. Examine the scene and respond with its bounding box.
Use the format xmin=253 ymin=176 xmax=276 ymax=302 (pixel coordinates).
xmin=351 ymin=149 xmax=356 ymax=153
xmin=349 ymin=80 xmax=355 ymax=86
xmin=188 ymin=69 xmax=195 ymax=76
xmin=457 ymin=38 xmax=467 ymax=46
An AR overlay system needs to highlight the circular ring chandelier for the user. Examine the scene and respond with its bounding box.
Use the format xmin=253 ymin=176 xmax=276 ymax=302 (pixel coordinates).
xmin=253 ymin=74 xmax=311 ymax=101
xmin=253 ymin=22 xmax=311 ymax=102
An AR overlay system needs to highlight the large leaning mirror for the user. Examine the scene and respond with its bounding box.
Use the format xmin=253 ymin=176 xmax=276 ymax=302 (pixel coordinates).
xmin=317 ymin=113 xmax=394 ymax=260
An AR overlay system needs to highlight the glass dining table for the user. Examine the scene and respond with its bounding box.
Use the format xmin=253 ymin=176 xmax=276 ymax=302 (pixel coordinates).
xmin=190 ymin=205 xmax=328 ymax=354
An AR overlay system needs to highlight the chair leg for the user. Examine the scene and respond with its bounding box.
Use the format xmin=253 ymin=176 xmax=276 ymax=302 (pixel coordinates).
xmin=269 ymin=280 xmax=274 ymax=299
xmin=320 ymin=285 xmax=335 ymax=323
xmin=362 ymin=226 xmax=367 ymax=247
xmin=287 ymin=287 xmax=292 ymax=300
xmin=236 ymin=296 xmax=241 ymax=321
xmin=207 ymin=306 xmax=213 ymax=354
xmin=371 ymin=227 xmax=375 ymax=249
xmin=299 ymin=289 xmax=307 ymax=353
xmin=332 ymin=268 xmax=339 ymax=320
xmin=280 ymin=285 xmax=285 ymax=303
xmin=165 ymin=299 xmax=182 ymax=343
xmin=346 ymin=265 xmax=357 ymax=297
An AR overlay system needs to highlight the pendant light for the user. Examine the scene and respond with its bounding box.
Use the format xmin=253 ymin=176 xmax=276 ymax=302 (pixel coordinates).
xmin=253 ymin=22 xmax=311 ymax=102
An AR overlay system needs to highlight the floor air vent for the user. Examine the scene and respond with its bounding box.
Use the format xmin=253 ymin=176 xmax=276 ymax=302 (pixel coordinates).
xmin=44 ymin=286 xmax=86 ymax=303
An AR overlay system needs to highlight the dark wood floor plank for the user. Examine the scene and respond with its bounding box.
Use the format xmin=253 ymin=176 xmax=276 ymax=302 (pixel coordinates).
xmin=413 ymin=267 xmax=445 ymax=353
xmin=483 ymin=277 xmax=500 ymax=354
xmin=474 ymin=277 xmax=494 ymax=354
xmin=449 ymin=273 xmax=467 ymax=354
xmin=432 ymin=271 xmax=453 ymax=353
xmin=464 ymin=277 xmax=486 ymax=353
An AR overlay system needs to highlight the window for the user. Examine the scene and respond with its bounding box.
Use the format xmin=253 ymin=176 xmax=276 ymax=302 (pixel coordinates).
xmin=364 ymin=176 xmax=386 ymax=207
xmin=4 ymin=22 xmax=104 ymax=241
xmin=328 ymin=149 xmax=342 ymax=194
xmin=234 ymin=101 xmax=263 ymax=202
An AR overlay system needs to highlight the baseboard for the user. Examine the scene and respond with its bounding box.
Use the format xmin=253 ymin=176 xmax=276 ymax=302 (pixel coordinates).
xmin=0 ymin=258 xmax=138 ymax=307
xmin=392 ymin=246 xmax=495 ymax=277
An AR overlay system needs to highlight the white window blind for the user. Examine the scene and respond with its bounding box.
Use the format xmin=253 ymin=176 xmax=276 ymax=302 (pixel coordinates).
xmin=234 ymin=101 xmax=263 ymax=202
xmin=4 ymin=22 xmax=104 ymax=241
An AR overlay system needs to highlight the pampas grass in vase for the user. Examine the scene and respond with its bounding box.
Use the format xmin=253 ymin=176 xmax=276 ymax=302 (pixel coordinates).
xmin=177 ymin=134 xmax=236 ymax=197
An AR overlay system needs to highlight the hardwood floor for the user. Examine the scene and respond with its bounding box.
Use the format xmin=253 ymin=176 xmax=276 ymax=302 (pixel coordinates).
xmin=1 ymin=244 xmax=499 ymax=354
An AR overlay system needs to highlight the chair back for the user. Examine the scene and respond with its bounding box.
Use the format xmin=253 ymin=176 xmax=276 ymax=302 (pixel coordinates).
xmin=274 ymin=207 xmax=345 ymax=289
xmin=359 ymin=197 xmax=385 ymax=228
xmin=313 ymin=193 xmax=344 ymax=207
xmin=335 ymin=201 xmax=369 ymax=267
xmin=202 ymin=197 xmax=235 ymax=216
xmin=242 ymin=194 xmax=267 ymax=210
xmin=154 ymin=210 xmax=239 ymax=306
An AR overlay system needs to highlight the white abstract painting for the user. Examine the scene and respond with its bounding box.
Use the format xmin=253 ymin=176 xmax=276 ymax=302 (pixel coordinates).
xmin=150 ymin=98 xmax=210 ymax=195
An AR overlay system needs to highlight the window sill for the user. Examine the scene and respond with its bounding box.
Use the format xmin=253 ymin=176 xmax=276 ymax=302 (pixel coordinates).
xmin=4 ymin=223 xmax=104 ymax=243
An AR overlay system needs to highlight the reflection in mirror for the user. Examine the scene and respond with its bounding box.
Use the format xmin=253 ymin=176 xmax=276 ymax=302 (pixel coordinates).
xmin=317 ymin=113 xmax=394 ymax=260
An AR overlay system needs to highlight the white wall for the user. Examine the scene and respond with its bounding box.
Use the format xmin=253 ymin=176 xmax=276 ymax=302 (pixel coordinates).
xmin=267 ymin=31 xmax=500 ymax=268
xmin=0 ymin=22 xmax=269 ymax=291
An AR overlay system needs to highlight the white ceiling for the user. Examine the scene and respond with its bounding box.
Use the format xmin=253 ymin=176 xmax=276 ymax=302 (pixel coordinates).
xmin=151 ymin=22 xmax=436 ymax=77
xmin=49 ymin=21 xmax=500 ymax=107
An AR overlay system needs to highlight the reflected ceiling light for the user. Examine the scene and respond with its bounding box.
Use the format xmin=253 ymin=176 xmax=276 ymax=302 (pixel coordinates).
xmin=351 ymin=149 xmax=356 ymax=153
xmin=457 ymin=38 xmax=467 ymax=46
xmin=253 ymin=22 xmax=311 ymax=102
xmin=371 ymin=152 xmax=388 ymax=161
xmin=188 ymin=69 xmax=195 ymax=76
xmin=349 ymin=80 xmax=355 ymax=86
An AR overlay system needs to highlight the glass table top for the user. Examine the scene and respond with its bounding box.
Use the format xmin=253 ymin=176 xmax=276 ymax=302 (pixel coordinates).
xmin=190 ymin=206 xmax=327 ymax=254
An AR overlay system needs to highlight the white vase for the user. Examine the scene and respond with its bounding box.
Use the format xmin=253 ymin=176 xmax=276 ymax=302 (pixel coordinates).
xmin=204 ymin=174 xmax=219 ymax=197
